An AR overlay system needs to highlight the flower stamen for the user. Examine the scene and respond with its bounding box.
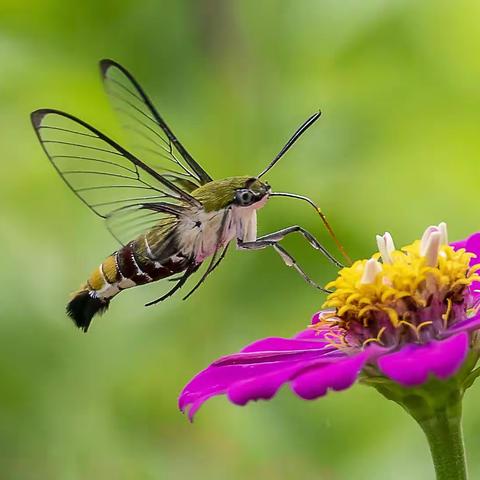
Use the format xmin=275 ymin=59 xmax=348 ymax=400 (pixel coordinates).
xmin=360 ymin=258 xmax=382 ymax=284
xmin=423 ymin=231 xmax=442 ymax=267
xmin=398 ymin=320 xmax=418 ymax=337
xmin=376 ymin=232 xmax=395 ymax=264
xmin=362 ymin=326 xmax=387 ymax=347
xmin=416 ymin=321 xmax=433 ymax=334
xmin=442 ymin=298 xmax=453 ymax=329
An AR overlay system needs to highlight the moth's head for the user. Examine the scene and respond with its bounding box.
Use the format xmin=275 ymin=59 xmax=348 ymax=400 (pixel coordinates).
xmin=193 ymin=176 xmax=271 ymax=212
xmin=232 ymin=177 xmax=271 ymax=208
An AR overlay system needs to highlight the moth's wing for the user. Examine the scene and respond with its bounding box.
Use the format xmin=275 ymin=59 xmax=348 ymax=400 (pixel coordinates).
xmin=100 ymin=59 xmax=213 ymax=192
xmin=31 ymin=109 xmax=197 ymax=245
xmin=105 ymin=202 xmax=187 ymax=247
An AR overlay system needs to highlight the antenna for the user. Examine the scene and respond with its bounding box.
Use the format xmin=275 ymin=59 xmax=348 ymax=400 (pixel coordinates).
xmin=257 ymin=111 xmax=321 ymax=178
xmin=269 ymin=192 xmax=352 ymax=265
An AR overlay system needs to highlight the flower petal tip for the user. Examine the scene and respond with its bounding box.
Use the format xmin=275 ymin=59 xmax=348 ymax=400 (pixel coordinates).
xmin=179 ymin=395 xmax=213 ymax=422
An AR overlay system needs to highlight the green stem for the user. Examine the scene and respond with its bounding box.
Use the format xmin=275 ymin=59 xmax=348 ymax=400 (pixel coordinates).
xmin=416 ymin=403 xmax=467 ymax=480
xmin=363 ymin=346 xmax=480 ymax=479
xmin=367 ymin=375 xmax=471 ymax=480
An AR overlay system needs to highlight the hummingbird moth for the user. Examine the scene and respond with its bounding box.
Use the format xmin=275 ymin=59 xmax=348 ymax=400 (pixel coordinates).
xmin=31 ymin=59 xmax=348 ymax=331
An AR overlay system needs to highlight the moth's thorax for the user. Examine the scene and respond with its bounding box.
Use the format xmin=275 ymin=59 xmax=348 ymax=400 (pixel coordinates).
xmin=174 ymin=194 xmax=269 ymax=263
xmin=174 ymin=208 xmax=231 ymax=262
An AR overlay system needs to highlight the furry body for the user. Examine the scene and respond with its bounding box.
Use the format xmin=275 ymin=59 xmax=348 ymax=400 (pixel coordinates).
xmin=68 ymin=177 xmax=269 ymax=330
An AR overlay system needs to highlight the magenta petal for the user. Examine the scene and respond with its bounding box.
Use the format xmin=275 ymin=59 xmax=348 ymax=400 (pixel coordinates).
xmin=464 ymin=233 xmax=480 ymax=299
xmin=226 ymin=352 xmax=357 ymax=406
xmin=184 ymin=393 xmax=218 ymax=422
xmin=179 ymin=362 xmax=284 ymax=416
xmin=377 ymin=332 xmax=469 ymax=387
xmin=295 ymin=326 xmax=343 ymax=341
xmin=294 ymin=328 xmax=326 ymax=340
xmin=240 ymin=336 xmax=332 ymax=353
xmin=227 ymin=364 xmax=302 ymax=405
xmin=213 ymin=348 xmax=339 ymax=367
xmin=451 ymin=239 xmax=467 ymax=251
xmin=291 ymin=351 xmax=368 ymax=400
xmin=451 ymin=233 xmax=480 ymax=300
xmin=449 ymin=311 xmax=480 ymax=334
xmin=179 ymin=343 xmax=346 ymax=419
xmin=179 ymin=328 xmax=354 ymax=419
xmin=465 ymin=232 xmax=480 ymax=263
xmin=310 ymin=310 xmax=335 ymax=325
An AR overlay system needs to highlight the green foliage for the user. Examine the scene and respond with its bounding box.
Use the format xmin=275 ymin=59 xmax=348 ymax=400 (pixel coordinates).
xmin=2 ymin=1 xmax=480 ymax=478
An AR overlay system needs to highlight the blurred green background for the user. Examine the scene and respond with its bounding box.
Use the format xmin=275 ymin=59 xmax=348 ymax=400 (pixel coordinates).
xmin=2 ymin=1 xmax=480 ymax=478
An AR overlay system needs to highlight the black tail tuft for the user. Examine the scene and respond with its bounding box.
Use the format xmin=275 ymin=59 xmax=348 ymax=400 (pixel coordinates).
xmin=66 ymin=291 xmax=110 ymax=332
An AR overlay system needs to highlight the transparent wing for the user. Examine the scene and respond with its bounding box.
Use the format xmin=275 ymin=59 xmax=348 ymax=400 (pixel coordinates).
xmin=100 ymin=59 xmax=213 ymax=191
xmin=31 ymin=109 xmax=196 ymax=244
xmin=105 ymin=202 xmax=186 ymax=246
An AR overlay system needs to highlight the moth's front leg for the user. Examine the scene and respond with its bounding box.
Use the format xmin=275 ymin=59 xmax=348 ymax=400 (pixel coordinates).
xmin=237 ymin=228 xmax=335 ymax=293
xmin=253 ymin=225 xmax=343 ymax=268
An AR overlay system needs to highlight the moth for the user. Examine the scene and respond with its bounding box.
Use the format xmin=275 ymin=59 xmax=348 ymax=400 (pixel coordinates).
xmin=31 ymin=59 xmax=348 ymax=332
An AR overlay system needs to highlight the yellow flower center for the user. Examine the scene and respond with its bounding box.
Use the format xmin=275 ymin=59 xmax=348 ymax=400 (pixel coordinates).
xmin=317 ymin=224 xmax=480 ymax=349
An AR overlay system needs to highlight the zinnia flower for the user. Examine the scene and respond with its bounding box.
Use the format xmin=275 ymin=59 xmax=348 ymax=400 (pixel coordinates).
xmin=180 ymin=223 xmax=480 ymax=415
xmin=180 ymin=224 xmax=480 ymax=479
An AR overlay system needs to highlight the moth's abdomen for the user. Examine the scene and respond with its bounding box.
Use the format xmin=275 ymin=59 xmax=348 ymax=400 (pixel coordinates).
xmin=67 ymin=240 xmax=189 ymax=332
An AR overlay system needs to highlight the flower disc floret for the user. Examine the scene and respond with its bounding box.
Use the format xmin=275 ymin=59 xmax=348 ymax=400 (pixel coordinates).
xmin=321 ymin=226 xmax=480 ymax=348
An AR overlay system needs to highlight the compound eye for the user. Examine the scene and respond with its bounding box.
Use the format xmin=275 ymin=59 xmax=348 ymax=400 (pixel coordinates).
xmin=236 ymin=189 xmax=255 ymax=206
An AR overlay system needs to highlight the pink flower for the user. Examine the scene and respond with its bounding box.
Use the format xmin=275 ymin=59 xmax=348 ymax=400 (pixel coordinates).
xmin=179 ymin=226 xmax=480 ymax=420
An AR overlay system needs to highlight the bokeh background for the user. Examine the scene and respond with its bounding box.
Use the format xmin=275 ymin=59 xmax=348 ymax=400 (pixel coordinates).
xmin=2 ymin=1 xmax=480 ymax=478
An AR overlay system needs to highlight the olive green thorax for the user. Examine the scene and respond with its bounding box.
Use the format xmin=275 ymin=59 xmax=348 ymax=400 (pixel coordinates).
xmin=192 ymin=176 xmax=267 ymax=212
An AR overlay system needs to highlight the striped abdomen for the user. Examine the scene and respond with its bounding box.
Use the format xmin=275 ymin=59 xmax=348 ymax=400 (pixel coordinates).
xmin=67 ymin=238 xmax=189 ymax=332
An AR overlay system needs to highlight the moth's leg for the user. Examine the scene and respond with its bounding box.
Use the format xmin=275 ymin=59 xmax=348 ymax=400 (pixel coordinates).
xmin=273 ymin=244 xmax=333 ymax=292
xmin=255 ymin=225 xmax=343 ymax=268
xmin=167 ymin=249 xmax=228 ymax=283
xmin=145 ymin=262 xmax=198 ymax=306
xmin=237 ymin=238 xmax=331 ymax=293
xmin=182 ymin=244 xmax=230 ymax=301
